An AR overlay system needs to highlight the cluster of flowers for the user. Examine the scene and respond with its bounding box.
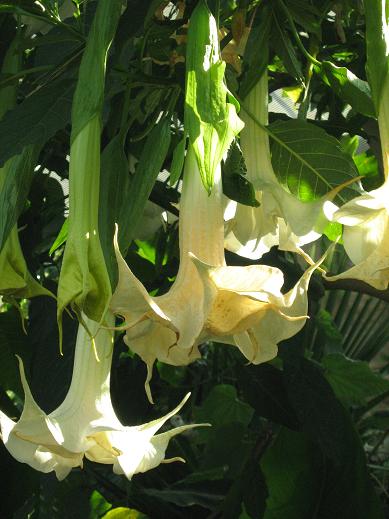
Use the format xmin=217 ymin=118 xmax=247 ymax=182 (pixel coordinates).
xmin=1 ymin=0 xmax=388 ymax=483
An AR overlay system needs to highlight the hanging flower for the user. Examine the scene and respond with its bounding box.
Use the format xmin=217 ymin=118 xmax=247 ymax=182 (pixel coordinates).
xmin=224 ymin=73 xmax=340 ymax=261
xmin=111 ymin=145 xmax=326 ymax=401
xmin=325 ymin=178 xmax=389 ymax=290
xmin=325 ymin=3 xmax=389 ymax=290
xmin=0 ymin=315 xmax=204 ymax=480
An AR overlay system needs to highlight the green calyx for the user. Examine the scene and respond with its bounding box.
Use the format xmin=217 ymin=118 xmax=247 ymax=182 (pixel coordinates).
xmin=184 ymin=0 xmax=244 ymax=193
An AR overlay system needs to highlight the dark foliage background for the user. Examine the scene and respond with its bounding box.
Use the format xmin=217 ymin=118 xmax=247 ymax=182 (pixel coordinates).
xmin=0 ymin=1 xmax=388 ymax=517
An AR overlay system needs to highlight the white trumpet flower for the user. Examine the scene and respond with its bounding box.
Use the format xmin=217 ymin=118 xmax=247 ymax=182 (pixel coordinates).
xmin=326 ymin=28 xmax=389 ymax=290
xmin=0 ymin=315 xmax=203 ymax=480
xmin=111 ymin=145 xmax=325 ymax=401
xmin=224 ymin=73 xmax=339 ymax=261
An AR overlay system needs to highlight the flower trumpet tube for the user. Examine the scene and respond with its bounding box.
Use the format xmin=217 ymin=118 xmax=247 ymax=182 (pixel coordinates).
xmin=0 ymin=314 xmax=204 ymax=481
xmin=224 ymin=73 xmax=339 ymax=260
xmin=325 ymin=0 xmax=389 ymax=289
xmin=57 ymin=115 xmax=112 ymax=328
xmin=111 ymin=146 xmax=225 ymax=401
xmin=111 ymin=145 xmax=327 ymax=401
xmin=56 ymin=0 xmax=122 ymax=332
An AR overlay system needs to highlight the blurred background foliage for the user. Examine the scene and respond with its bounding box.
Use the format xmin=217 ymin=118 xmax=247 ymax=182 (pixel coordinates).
xmin=0 ymin=0 xmax=388 ymax=517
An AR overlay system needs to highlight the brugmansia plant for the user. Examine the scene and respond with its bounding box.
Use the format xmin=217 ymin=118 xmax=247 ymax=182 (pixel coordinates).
xmin=0 ymin=0 xmax=388 ymax=518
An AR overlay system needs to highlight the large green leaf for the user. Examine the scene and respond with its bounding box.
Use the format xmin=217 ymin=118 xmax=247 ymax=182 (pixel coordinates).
xmin=269 ymin=119 xmax=359 ymax=203
xmin=320 ymin=61 xmax=375 ymax=117
xmin=322 ymin=353 xmax=389 ymax=406
xmin=194 ymin=384 xmax=254 ymax=429
xmin=102 ymin=508 xmax=147 ymax=519
xmin=0 ymin=143 xmax=40 ymax=251
xmin=221 ymin=457 xmax=268 ymax=519
xmin=185 ymin=0 xmax=243 ymax=191
xmin=0 ymin=78 xmax=75 ymax=168
xmin=261 ymin=429 xmax=318 ymax=519
xmin=239 ymin=3 xmax=271 ymax=99
xmin=287 ymin=0 xmax=321 ymax=37
xmin=116 ymin=117 xmax=172 ymax=252
xmin=273 ymin=356 xmax=384 ymax=518
xmin=262 ymin=424 xmax=384 ymax=519
xmin=270 ymin=6 xmax=304 ymax=85
xmin=237 ymin=364 xmax=299 ymax=429
xmin=99 ymin=130 xmax=131 ymax=284
xmin=283 ymin=355 xmax=348 ymax=463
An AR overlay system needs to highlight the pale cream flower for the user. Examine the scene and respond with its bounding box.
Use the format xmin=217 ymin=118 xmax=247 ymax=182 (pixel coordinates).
xmin=0 ymin=315 xmax=203 ymax=480
xmin=224 ymin=73 xmax=339 ymax=261
xmin=325 ymin=70 xmax=389 ymax=289
xmin=111 ymin=145 xmax=325 ymax=401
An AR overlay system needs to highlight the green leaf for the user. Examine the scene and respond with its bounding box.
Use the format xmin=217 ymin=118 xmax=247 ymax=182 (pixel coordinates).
xmin=269 ymin=119 xmax=359 ymax=203
xmin=364 ymin=0 xmax=389 ymax=112
xmin=237 ymin=364 xmax=299 ymax=429
xmin=141 ymin=486 xmax=223 ymax=510
xmin=222 ymin=172 xmax=259 ymax=207
xmin=283 ymin=355 xmax=350 ymax=463
xmin=262 ymin=424 xmax=382 ymax=518
xmin=270 ymin=7 xmax=304 ymax=85
xmin=169 ymin=136 xmax=186 ymax=185
xmin=0 ymin=78 xmax=75 ymax=169
xmin=222 ymin=141 xmax=259 ymax=206
xmin=201 ymin=422 xmax=253 ymax=477
xmin=102 ymin=508 xmax=147 ymax=519
xmin=0 ymin=144 xmax=40 ymax=251
xmin=222 ymin=458 xmax=268 ymax=519
xmin=49 ymin=218 xmax=68 ymax=255
xmin=278 ymin=358 xmax=383 ymax=519
xmin=354 ymin=152 xmax=378 ymax=177
xmin=261 ymin=428 xmax=318 ymax=519
xmin=118 ymin=117 xmax=171 ymax=252
xmin=319 ymin=61 xmax=375 ymax=117
xmin=314 ymin=309 xmax=343 ymax=349
xmin=287 ymin=0 xmax=321 ymax=37
xmin=194 ymin=384 xmax=254 ymax=428
xmin=322 ymin=353 xmax=389 ymax=406
xmin=99 ymin=131 xmax=130 ymax=285
xmin=239 ymin=3 xmax=271 ymax=99
xmin=89 ymin=490 xmax=111 ymax=519
xmin=185 ymin=0 xmax=243 ymax=191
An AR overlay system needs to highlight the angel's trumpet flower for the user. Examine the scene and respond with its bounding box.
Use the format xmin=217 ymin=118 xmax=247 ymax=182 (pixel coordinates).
xmin=111 ymin=145 xmax=326 ymax=401
xmin=56 ymin=0 xmax=122 ymax=333
xmin=325 ymin=0 xmax=389 ymax=289
xmin=224 ymin=73 xmax=339 ymax=261
xmin=0 ymin=315 xmax=204 ymax=480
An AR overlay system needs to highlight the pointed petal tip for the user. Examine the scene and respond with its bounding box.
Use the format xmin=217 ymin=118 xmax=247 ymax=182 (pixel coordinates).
xmin=145 ymin=361 xmax=155 ymax=404
xmin=176 ymin=392 xmax=191 ymax=411
xmin=161 ymin=456 xmax=186 ymax=464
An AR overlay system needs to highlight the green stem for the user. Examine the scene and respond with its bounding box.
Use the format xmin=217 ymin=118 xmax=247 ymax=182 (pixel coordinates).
xmin=277 ymin=0 xmax=321 ymax=67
